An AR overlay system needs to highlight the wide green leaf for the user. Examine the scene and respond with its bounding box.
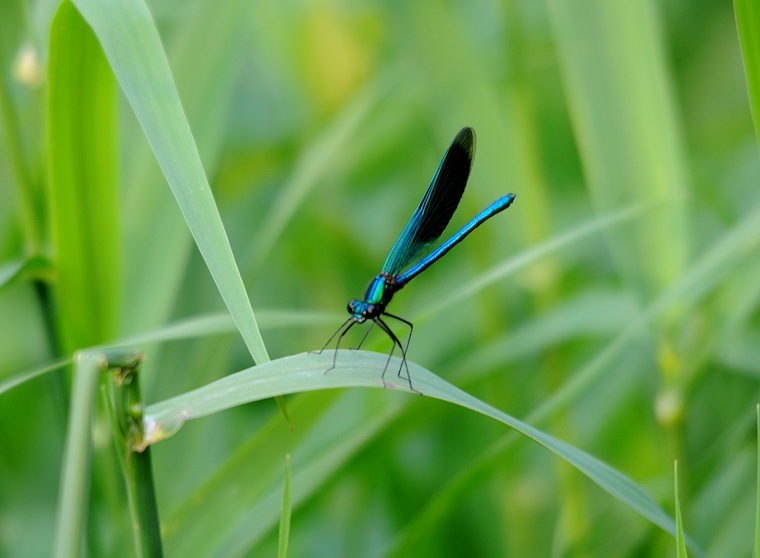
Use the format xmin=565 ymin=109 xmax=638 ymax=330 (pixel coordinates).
xmin=143 ymin=351 xmax=681 ymax=543
xmin=48 ymin=0 xmax=120 ymax=352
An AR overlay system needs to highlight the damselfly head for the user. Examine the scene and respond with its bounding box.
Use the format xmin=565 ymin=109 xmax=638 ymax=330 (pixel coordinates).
xmin=348 ymin=299 xmax=378 ymax=322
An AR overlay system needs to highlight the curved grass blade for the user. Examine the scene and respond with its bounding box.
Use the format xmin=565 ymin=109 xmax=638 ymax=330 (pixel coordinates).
xmin=0 ymin=358 xmax=70 ymax=397
xmin=0 ymin=309 xmax=338 ymax=397
xmin=70 ymin=0 xmax=268 ymax=365
xmin=142 ymin=351 xmax=680 ymax=543
xmin=121 ymin=0 xmax=247 ymax=337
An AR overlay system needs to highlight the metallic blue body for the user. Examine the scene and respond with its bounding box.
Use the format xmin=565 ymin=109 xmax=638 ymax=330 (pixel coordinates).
xmin=347 ymin=192 xmax=515 ymax=324
xmin=395 ymin=194 xmax=515 ymax=287
xmin=323 ymin=127 xmax=516 ymax=391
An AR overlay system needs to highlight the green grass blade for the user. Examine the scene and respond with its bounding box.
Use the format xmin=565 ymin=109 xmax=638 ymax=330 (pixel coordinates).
xmin=0 ymin=309 xmax=336 ymax=396
xmin=143 ymin=351 xmax=677 ymax=539
xmin=735 ymin=0 xmax=760 ymax=143
xmin=121 ymin=0 xmax=246 ymax=336
xmin=675 ymin=461 xmax=689 ymax=557
xmin=52 ymin=351 xmax=105 ymax=558
xmin=0 ymin=357 xmax=70 ymax=396
xmin=48 ymin=0 xmax=120 ymax=352
xmin=278 ymin=454 xmax=292 ymax=558
xmin=547 ymin=0 xmax=690 ymax=298
xmin=756 ymin=405 xmax=760 ymax=558
xmin=71 ymin=0 xmax=268 ymax=365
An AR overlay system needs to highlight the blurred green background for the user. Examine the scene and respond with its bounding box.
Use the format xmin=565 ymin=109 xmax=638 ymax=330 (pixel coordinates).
xmin=2 ymin=0 xmax=760 ymax=555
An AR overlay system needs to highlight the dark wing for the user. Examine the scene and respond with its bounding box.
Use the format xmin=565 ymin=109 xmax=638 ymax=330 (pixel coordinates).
xmin=381 ymin=127 xmax=475 ymax=276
